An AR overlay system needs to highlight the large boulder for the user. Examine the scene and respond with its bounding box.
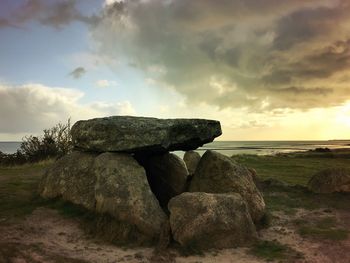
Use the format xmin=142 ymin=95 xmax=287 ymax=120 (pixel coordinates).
xmin=189 ymin=150 xmax=265 ymax=223
xmin=71 ymin=116 xmax=221 ymax=153
xmin=183 ymin=151 xmax=201 ymax=175
xmin=168 ymin=192 xmax=257 ymax=249
xmin=38 ymin=151 xmax=97 ymax=210
xmin=93 ymin=152 xmax=167 ymax=240
xmin=39 ymin=152 xmax=167 ymax=243
xmin=308 ymin=168 xmax=350 ymax=193
xmin=137 ymin=153 xmax=189 ymax=207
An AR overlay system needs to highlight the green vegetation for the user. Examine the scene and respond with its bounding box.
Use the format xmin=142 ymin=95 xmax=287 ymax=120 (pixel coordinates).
xmin=0 ymin=160 xmax=93 ymax=223
xmin=0 ymin=161 xmax=52 ymax=220
xmin=294 ymin=217 xmax=348 ymax=241
xmin=1 ymin=149 xmax=349 ymax=260
xmin=233 ymin=151 xmax=350 ymax=186
xmin=0 ymin=119 xmax=72 ymax=166
xmin=250 ymin=240 xmax=302 ymax=262
xmin=263 ymin=185 xmax=350 ymax=215
xmin=0 ymin=161 xmax=156 ymax=247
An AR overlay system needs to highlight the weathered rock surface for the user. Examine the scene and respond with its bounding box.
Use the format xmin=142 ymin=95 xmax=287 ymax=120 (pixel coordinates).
xmin=183 ymin=151 xmax=201 ymax=175
xmin=39 ymin=151 xmax=97 ymax=210
xmin=71 ymin=116 xmax=222 ymax=153
xmin=308 ymin=168 xmax=350 ymax=193
xmin=39 ymin=152 xmax=167 ymax=242
xmin=94 ymin=152 xmax=167 ymax=239
xmin=168 ymin=192 xmax=257 ymax=249
xmin=137 ymin=153 xmax=189 ymax=207
xmin=189 ymin=150 xmax=265 ymax=223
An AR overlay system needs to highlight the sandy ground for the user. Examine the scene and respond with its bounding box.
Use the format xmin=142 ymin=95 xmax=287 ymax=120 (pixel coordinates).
xmin=0 ymin=207 xmax=349 ymax=263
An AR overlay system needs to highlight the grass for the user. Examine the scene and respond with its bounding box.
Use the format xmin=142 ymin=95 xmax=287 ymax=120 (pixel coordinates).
xmin=262 ymin=185 xmax=350 ymax=215
xmin=232 ymin=151 xmax=350 ymax=214
xmin=0 ymin=151 xmax=350 ymax=259
xmin=294 ymin=217 xmax=348 ymax=241
xmin=233 ymin=151 xmax=350 ymax=186
xmin=250 ymin=240 xmax=302 ymax=262
xmin=0 ymin=161 xmax=53 ymax=221
xmin=0 ymin=160 xmax=95 ymax=223
xmin=0 ymin=160 xmax=157 ymax=247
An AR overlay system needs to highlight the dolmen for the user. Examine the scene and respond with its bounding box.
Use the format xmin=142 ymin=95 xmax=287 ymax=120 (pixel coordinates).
xmin=39 ymin=116 xmax=265 ymax=250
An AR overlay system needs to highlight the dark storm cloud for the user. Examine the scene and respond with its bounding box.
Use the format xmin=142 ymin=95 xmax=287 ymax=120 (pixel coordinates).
xmin=69 ymin=67 xmax=86 ymax=79
xmin=0 ymin=0 xmax=98 ymax=29
xmin=91 ymin=0 xmax=350 ymax=111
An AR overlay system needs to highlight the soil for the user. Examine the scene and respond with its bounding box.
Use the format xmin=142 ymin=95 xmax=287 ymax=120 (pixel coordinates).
xmin=1 ymin=207 xmax=349 ymax=263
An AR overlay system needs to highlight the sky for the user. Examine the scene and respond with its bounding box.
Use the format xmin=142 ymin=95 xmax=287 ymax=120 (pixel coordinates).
xmin=0 ymin=0 xmax=350 ymax=141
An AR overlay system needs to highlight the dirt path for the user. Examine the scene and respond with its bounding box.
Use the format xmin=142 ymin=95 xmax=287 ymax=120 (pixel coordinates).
xmin=0 ymin=207 xmax=349 ymax=263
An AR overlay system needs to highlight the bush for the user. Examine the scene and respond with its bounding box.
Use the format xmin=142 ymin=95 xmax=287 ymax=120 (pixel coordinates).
xmin=0 ymin=119 xmax=73 ymax=165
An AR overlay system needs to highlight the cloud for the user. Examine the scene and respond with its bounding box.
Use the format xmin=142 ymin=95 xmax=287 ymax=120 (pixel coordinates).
xmin=0 ymin=83 xmax=136 ymax=137
xmin=0 ymin=17 xmax=14 ymax=28
xmin=95 ymin=79 xmax=117 ymax=88
xmin=90 ymin=0 xmax=350 ymax=111
xmin=0 ymin=0 xmax=99 ymax=29
xmin=69 ymin=67 xmax=86 ymax=79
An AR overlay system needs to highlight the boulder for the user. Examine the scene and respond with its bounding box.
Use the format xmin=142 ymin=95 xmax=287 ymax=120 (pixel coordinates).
xmin=71 ymin=116 xmax=221 ymax=153
xmin=93 ymin=153 xmax=167 ymax=240
xmin=38 ymin=151 xmax=97 ymax=210
xmin=168 ymin=192 xmax=257 ymax=249
xmin=307 ymin=168 xmax=350 ymax=193
xmin=189 ymin=150 xmax=265 ymax=222
xmin=137 ymin=153 xmax=189 ymax=207
xmin=183 ymin=151 xmax=201 ymax=175
xmin=39 ymin=151 xmax=167 ymax=242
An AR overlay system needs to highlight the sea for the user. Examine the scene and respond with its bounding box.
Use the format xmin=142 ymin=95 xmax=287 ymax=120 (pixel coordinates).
xmin=1 ymin=140 xmax=350 ymax=157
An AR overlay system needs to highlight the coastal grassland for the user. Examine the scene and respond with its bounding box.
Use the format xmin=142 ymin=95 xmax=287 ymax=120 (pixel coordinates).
xmin=232 ymin=150 xmax=350 ymax=186
xmin=1 ymin=150 xmax=349 ymax=262
xmin=0 ymin=160 xmax=52 ymax=220
xmin=0 ymin=160 xmax=91 ymax=222
xmin=0 ymin=161 xmax=157 ymax=247
xmin=234 ymin=150 xmax=350 ymax=261
xmin=232 ymin=150 xmax=350 ymax=214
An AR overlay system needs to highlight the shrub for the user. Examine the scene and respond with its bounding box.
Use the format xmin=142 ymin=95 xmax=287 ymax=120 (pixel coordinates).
xmin=0 ymin=119 xmax=73 ymax=165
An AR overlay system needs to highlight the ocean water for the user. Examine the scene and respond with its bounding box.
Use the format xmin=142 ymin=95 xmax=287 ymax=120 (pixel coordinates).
xmin=1 ymin=140 xmax=350 ymax=157
xmin=0 ymin=142 xmax=22 ymax=154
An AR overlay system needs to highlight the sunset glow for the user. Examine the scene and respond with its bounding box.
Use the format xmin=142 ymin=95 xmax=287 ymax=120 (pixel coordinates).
xmin=0 ymin=0 xmax=350 ymax=140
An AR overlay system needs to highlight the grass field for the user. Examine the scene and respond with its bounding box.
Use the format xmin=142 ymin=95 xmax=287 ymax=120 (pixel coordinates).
xmin=0 ymin=151 xmax=349 ymax=262
xmin=232 ymin=150 xmax=350 ymax=185
xmin=0 ymin=161 xmax=52 ymax=221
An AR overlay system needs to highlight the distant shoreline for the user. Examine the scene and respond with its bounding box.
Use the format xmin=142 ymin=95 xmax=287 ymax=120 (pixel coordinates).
xmin=2 ymin=140 xmax=350 ymax=156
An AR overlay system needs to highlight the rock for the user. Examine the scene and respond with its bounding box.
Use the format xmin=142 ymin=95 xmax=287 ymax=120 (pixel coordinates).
xmin=94 ymin=152 xmax=167 ymax=240
xmin=307 ymin=168 xmax=350 ymax=193
xmin=137 ymin=153 xmax=189 ymax=207
xmin=39 ymin=151 xmax=97 ymax=210
xmin=71 ymin=116 xmax=221 ymax=153
xmin=39 ymin=151 xmax=167 ymax=242
xmin=247 ymin=167 xmax=257 ymax=181
xmin=183 ymin=151 xmax=201 ymax=175
xmin=189 ymin=150 xmax=265 ymax=223
xmin=168 ymin=192 xmax=257 ymax=249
